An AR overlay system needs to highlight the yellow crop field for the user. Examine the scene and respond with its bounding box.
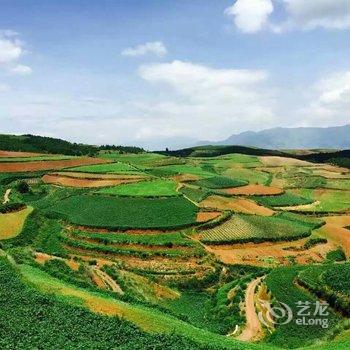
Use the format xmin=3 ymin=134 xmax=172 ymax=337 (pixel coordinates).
xmin=0 ymin=206 xmax=33 ymax=240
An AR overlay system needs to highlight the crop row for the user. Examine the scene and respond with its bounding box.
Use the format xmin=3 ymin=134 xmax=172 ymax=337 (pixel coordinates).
xmin=201 ymin=214 xmax=311 ymax=244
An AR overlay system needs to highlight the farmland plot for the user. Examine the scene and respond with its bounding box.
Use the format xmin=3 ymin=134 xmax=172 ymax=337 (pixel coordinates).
xmin=50 ymin=195 xmax=198 ymax=229
xmin=97 ymin=179 xmax=179 ymax=197
xmin=200 ymin=214 xmax=311 ymax=244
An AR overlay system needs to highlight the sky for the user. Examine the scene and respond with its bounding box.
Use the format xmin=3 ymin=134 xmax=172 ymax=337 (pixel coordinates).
xmin=0 ymin=0 xmax=350 ymax=150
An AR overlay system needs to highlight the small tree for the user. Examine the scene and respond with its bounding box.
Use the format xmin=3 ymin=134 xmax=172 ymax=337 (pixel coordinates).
xmin=17 ymin=181 xmax=30 ymax=194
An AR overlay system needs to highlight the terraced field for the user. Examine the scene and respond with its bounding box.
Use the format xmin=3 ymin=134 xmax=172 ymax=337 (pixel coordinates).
xmin=200 ymin=214 xmax=312 ymax=244
xmin=97 ymin=179 xmax=179 ymax=197
xmin=1 ymin=144 xmax=350 ymax=350
xmin=50 ymin=195 xmax=198 ymax=229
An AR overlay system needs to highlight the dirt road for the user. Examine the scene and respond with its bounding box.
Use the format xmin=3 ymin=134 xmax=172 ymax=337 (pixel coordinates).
xmin=236 ymin=276 xmax=264 ymax=342
xmin=92 ymin=267 xmax=124 ymax=295
xmin=2 ymin=189 xmax=11 ymax=204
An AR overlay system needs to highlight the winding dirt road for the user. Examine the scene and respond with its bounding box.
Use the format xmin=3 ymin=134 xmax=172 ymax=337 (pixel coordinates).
xmin=2 ymin=189 xmax=11 ymax=204
xmin=236 ymin=276 xmax=264 ymax=342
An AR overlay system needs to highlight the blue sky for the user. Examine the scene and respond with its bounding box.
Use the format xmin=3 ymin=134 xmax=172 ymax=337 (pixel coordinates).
xmin=0 ymin=0 xmax=350 ymax=149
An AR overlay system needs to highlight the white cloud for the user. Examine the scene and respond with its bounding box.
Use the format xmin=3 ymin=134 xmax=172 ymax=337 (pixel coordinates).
xmin=138 ymin=60 xmax=276 ymax=140
xmin=226 ymin=0 xmax=350 ymax=33
xmin=284 ymin=0 xmax=350 ymax=30
xmin=10 ymin=64 xmax=32 ymax=75
xmin=0 ymin=36 xmax=22 ymax=63
xmin=121 ymin=41 xmax=167 ymax=57
xmin=224 ymin=0 xmax=273 ymax=33
xmin=0 ymin=31 xmax=32 ymax=75
xmin=300 ymin=71 xmax=350 ymax=125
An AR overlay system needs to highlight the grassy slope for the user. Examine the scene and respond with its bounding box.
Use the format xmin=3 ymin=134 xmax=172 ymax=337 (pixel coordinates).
xmin=18 ymin=263 xmax=265 ymax=350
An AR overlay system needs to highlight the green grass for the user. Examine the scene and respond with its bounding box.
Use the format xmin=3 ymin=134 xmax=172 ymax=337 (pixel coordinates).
xmin=193 ymin=176 xmax=247 ymax=189
xmin=1 ymin=257 xmax=222 ymax=350
xmin=200 ymin=214 xmax=312 ymax=244
xmin=67 ymin=162 xmax=142 ymax=174
xmin=50 ymin=195 xmax=198 ymax=229
xmin=97 ymin=179 xmax=179 ymax=197
xmin=252 ymin=192 xmax=313 ymax=207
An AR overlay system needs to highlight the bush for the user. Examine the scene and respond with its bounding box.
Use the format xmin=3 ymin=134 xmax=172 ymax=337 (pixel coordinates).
xmin=17 ymin=181 xmax=30 ymax=194
xmin=326 ymin=248 xmax=346 ymax=262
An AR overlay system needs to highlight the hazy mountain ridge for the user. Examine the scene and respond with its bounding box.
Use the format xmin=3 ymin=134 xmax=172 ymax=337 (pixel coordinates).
xmin=198 ymin=125 xmax=350 ymax=149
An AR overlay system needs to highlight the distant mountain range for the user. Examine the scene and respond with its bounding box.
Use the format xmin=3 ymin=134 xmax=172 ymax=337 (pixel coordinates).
xmin=198 ymin=124 xmax=350 ymax=150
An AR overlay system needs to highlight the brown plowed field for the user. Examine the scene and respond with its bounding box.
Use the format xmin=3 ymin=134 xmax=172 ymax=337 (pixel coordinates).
xmin=172 ymin=174 xmax=201 ymax=182
xmin=199 ymin=195 xmax=274 ymax=216
xmin=0 ymin=157 xmax=109 ymax=172
xmin=54 ymin=171 xmax=145 ymax=180
xmin=0 ymin=150 xmax=44 ymax=157
xmin=222 ymin=184 xmax=283 ymax=196
xmin=259 ymin=156 xmax=312 ymax=167
xmin=196 ymin=211 xmax=221 ymax=223
xmin=320 ymin=215 xmax=350 ymax=257
xmin=205 ymin=238 xmax=335 ymax=266
xmin=42 ymin=174 xmax=141 ymax=188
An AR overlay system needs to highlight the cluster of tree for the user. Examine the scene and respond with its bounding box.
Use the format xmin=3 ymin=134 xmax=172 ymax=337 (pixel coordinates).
xmin=99 ymin=144 xmax=145 ymax=153
xmin=0 ymin=134 xmax=145 ymax=156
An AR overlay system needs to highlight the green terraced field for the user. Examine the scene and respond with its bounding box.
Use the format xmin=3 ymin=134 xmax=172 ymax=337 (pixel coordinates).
xmin=50 ymin=195 xmax=198 ymax=229
xmin=97 ymin=179 xmax=179 ymax=197
xmin=252 ymin=192 xmax=313 ymax=207
xmin=193 ymin=176 xmax=248 ymax=189
xmin=200 ymin=214 xmax=312 ymax=244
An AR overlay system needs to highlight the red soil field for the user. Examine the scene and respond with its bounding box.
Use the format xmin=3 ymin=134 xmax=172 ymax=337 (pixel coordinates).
xmin=0 ymin=150 xmax=44 ymax=157
xmin=42 ymin=174 xmax=141 ymax=188
xmin=196 ymin=211 xmax=221 ymax=223
xmin=0 ymin=157 xmax=109 ymax=172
